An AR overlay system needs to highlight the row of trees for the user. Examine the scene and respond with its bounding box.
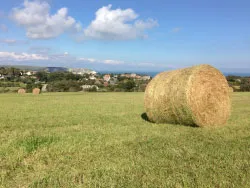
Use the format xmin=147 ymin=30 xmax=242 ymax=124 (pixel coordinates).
xmin=43 ymin=79 xmax=148 ymax=92
xmin=0 ymin=67 xmax=22 ymax=77
xmin=36 ymin=71 xmax=86 ymax=82
xmin=226 ymin=75 xmax=250 ymax=92
xmin=240 ymin=78 xmax=250 ymax=92
xmin=35 ymin=71 xmax=150 ymax=92
xmin=1 ymin=67 xmax=249 ymax=92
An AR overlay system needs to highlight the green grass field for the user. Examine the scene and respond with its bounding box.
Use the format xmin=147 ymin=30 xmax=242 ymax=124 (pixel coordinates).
xmin=1 ymin=92 xmax=250 ymax=187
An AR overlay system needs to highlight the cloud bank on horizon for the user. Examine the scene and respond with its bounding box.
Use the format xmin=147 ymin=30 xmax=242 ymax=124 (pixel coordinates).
xmin=0 ymin=51 xmax=168 ymax=71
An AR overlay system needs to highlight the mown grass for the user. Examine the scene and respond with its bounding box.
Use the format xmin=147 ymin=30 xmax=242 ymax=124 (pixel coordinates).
xmin=0 ymin=92 xmax=250 ymax=187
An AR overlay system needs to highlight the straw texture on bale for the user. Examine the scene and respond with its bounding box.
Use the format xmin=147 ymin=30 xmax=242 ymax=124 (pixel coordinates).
xmin=18 ymin=88 xmax=26 ymax=94
xmin=144 ymin=64 xmax=231 ymax=127
xmin=32 ymin=88 xmax=40 ymax=95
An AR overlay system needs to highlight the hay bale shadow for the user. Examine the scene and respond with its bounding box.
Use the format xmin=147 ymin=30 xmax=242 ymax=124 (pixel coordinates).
xmin=141 ymin=113 xmax=152 ymax=123
xmin=141 ymin=112 xmax=198 ymax=128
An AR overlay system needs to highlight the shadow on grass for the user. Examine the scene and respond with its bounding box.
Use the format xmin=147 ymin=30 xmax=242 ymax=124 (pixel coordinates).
xmin=141 ymin=113 xmax=152 ymax=123
xmin=141 ymin=112 xmax=198 ymax=128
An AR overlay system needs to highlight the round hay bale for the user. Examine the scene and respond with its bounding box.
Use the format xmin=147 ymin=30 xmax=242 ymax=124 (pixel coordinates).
xmin=18 ymin=88 xmax=26 ymax=94
xmin=229 ymin=87 xmax=234 ymax=93
xmin=32 ymin=88 xmax=40 ymax=95
xmin=144 ymin=64 xmax=231 ymax=127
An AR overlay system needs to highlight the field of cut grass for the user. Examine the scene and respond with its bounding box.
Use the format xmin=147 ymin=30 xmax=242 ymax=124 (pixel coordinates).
xmin=0 ymin=92 xmax=250 ymax=187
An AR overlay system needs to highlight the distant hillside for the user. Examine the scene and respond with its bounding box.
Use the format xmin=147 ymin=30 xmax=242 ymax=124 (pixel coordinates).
xmin=0 ymin=65 xmax=46 ymax=71
xmin=45 ymin=67 xmax=69 ymax=72
xmin=0 ymin=65 xmax=69 ymax=72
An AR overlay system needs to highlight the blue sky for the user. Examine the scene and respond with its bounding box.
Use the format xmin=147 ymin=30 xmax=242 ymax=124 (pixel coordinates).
xmin=0 ymin=0 xmax=249 ymax=72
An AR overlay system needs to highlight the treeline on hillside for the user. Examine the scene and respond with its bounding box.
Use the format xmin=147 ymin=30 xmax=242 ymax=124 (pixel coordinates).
xmin=0 ymin=67 xmax=22 ymax=76
xmin=226 ymin=75 xmax=250 ymax=92
xmin=36 ymin=72 xmax=148 ymax=92
xmin=1 ymin=67 xmax=250 ymax=93
xmin=0 ymin=67 xmax=150 ymax=93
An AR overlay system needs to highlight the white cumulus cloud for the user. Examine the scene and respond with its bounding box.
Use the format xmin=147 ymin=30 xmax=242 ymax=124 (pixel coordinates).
xmin=9 ymin=1 xmax=157 ymax=40
xmin=10 ymin=0 xmax=82 ymax=39
xmin=78 ymin=57 xmax=124 ymax=65
xmin=103 ymin=59 xmax=124 ymax=65
xmin=81 ymin=4 xmax=158 ymax=40
xmin=0 ymin=51 xmax=48 ymax=61
xmin=78 ymin=58 xmax=98 ymax=63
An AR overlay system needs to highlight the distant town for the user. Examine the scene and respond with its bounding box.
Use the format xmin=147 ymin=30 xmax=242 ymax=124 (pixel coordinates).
xmin=0 ymin=66 xmax=249 ymax=93
xmin=0 ymin=66 xmax=152 ymax=93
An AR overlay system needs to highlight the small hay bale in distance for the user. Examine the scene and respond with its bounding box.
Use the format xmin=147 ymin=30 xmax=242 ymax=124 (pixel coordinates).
xmin=32 ymin=88 xmax=40 ymax=95
xmin=18 ymin=88 xmax=26 ymax=94
xmin=144 ymin=64 xmax=231 ymax=127
xmin=229 ymin=87 xmax=234 ymax=93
